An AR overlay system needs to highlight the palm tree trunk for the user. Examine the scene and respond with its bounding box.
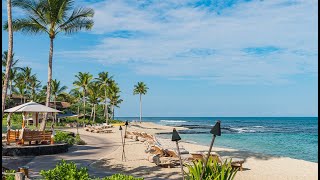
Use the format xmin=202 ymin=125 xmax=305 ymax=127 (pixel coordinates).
xmin=139 ymin=94 xmax=142 ymax=123
xmin=105 ymin=90 xmax=109 ymax=124
xmin=83 ymin=90 xmax=86 ymax=119
xmin=1 ymin=0 xmax=13 ymax=120
xmin=54 ymin=95 xmax=57 ymax=124
xmin=112 ymin=105 xmax=115 ymax=120
xmin=90 ymin=105 xmax=93 ymax=120
xmin=40 ymin=37 xmax=54 ymax=131
xmin=9 ymin=80 xmax=12 ymax=100
xmin=93 ymin=104 xmax=96 ymax=123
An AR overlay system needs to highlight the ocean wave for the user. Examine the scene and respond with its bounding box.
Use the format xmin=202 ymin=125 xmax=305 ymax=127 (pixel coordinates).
xmin=160 ymin=120 xmax=187 ymax=123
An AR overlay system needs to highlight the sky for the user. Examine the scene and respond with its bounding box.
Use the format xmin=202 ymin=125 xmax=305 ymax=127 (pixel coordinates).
xmin=2 ymin=0 xmax=318 ymax=117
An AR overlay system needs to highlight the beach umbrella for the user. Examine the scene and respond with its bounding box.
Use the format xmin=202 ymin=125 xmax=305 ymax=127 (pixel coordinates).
xmin=171 ymin=128 xmax=184 ymax=180
xmin=200 ymin=120 xmax=221 ymax=180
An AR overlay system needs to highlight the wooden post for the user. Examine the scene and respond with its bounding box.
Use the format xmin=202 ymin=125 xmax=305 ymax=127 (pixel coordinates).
xmin=175 ymin=141 xmax=185 ymax=180
xmin=36 ymin=112 xmax=39 ymax=128
xmin=22 ymin=112 xmax=26 ymax=128
xmin=6 ymin=129 xmax=10 ymax=145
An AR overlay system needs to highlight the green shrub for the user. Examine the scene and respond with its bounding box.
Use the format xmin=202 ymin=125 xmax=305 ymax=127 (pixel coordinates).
xmin=75 ymin=134 xmax=86 ymax=145
xmin=4 ymin=169 xmax=16 ymax=180
xmin=40 ymin=160 xmax=90 ymax=180
xmin=185 ymin=156 xmax=238 ymax=180
xmin=100 ymin=174 xmax=144 ymax=180
xmin=54 ymin=131 xmax=75 ymax=145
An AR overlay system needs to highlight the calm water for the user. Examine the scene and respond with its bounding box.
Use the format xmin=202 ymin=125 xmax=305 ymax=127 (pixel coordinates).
xmin=116 ymin=117 xmax=318 ymax=162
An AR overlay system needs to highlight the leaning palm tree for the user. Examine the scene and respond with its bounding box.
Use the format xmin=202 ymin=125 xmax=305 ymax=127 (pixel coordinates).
xmin=5 ymin=0 xmax=94 ymax=130
xmin=73 ymin=72 xmax=93 ymax=120
xmin=133 ymin=82 xmax=148 ymax=123
xmin=2 ymin=0 xmax=14 ymax=120
xmin=95 ymin=72 xmax=113 ymax=124
xmin=51 ymin=79 xmax=67 ymax=122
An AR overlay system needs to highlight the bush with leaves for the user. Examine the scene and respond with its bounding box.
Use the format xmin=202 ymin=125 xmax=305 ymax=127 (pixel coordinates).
xmin=185 ymin=156 xmax=238 ymax=180
xmin=4 ymin=169 xmax=16 ymax=180
xmin=75 ymin=133 xmax=86 ymax=145
xmin=40 ymin=160 xmax=89 ymax=180
xmin=54 ymin=131 xmax=75 ymax=145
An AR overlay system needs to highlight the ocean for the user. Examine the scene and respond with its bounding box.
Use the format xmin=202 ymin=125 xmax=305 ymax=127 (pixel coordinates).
xmin=116 ymin=117 xmax=318 ymax=163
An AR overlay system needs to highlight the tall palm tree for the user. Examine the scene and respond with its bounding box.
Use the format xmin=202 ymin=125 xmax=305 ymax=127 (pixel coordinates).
xmin=70 ymin=88 xmax=82 ymax=118
xmin=133 ymin=82 xmax=148 ymax=123
xmin=3 ymin=52 xmax=22 ymax=101
xmin=108 ymin=80 xmax=122 ymax=120
xmin=13 ymin=79 xmax=27 ymax=104
xmin=5 ymin=0 xmax=94 ymax=130
xmin=2 ymin=0 xmax=14 ymax=120
xmin=73 ymin=72 xmax=93 ymax=120
xmin=29 ymin=74 xmax=41 ymax=101
xmin=51 ymin=79 xmax=67 ymax=122
xmin=20 ymin=67 xmax=32 ymax=96
xmin=87 ymin=82 xmax=100 ymax=123
xmin=95 ymin=72 xmax=113 ymax=124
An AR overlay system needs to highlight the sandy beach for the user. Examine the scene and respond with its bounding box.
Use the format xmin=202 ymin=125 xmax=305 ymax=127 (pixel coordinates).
xmin=4 ymin=122 xmax=317 ymax=180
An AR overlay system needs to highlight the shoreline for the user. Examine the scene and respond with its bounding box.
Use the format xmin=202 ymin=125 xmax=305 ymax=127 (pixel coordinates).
xmin=135 ymin=122 xmax=317 ymax=163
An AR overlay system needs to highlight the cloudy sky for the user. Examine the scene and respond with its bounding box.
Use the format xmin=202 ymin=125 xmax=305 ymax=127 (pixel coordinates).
xmin=2 ymin=0 xmax=318 ymax=117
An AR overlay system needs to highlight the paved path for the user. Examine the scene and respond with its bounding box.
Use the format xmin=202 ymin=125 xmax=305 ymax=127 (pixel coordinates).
xmin=3 ymin=128 xmax=120 ymax=179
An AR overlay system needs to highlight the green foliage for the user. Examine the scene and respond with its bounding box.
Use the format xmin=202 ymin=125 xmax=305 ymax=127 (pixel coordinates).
xmin=54 ymin=131 xmax=75 ymax=145
xmin=75 ymin=133 xmax=86 ymax=145
xmin=101 ymin=174 xmax=144 ymax=180
xmin=40 ymin=160 xmax=90 ymax=180
xmin=185 ymin=156 xmax=238 ymax=180
xmin=4 ymin=169 xmax=16 ymax=180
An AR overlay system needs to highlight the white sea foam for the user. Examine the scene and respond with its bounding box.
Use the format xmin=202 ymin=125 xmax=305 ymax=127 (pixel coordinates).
xmin=160 ymin=120 xmax=187 ymax=123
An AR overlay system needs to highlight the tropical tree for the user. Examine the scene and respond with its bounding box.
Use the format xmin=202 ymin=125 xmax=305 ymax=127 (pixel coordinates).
xmin=73 ymin=72 xmax=93 ymax=119
xmin=20 ymin=67 xmax=33 ymax=95
xmin=87 ymin=82 xmax=100 ymax=123
xmin=70 ymin=88 xmax=82 ymax=118
xmin=109 ymin=80 xmax=122 ymax=120
xmin=29 ymin=74 xmax=42 ymax=101
xmin=133 ymin=82 xmax=148 ymax=123
xmin=50 ymin=79 xmax=67 ymax=122
xmin=2 ymin=0 xmax=14 ymax=120
xmin=95 ymin=72 xmax=113 ymax=124
xmin=5 ymin=0 xmax=94 ymax=130
xmin=13 ymin=79 xmax=27 ymax=104
xmin=2 ymin=51 xmax=20 ymax=99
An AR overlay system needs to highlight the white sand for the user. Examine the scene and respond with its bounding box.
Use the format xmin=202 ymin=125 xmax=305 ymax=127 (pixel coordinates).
xmin=65 ymin=122 xmax=317 ymax=180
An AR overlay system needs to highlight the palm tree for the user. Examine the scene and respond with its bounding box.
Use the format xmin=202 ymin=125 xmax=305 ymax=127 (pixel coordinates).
xmin=5 ymin=0 xmax=94 ymax=130
xmin=87 ymin=82 xmax=100 ymax=123
xmin=133 ymin=82 xmax=148 ymax=123
xmin=20 ymin=67 xmax=32 ymax=96
xmin=95 ymin=72 xmax=113 ymax=124
xmin=29 ymin=75 xmax=42 ymax=101
xmin=51 ymin=79 xmax=67 ymax=122
xmin=73 ymin=72 xmax=93 ymax=120
xmin=2 ymin=0 xmax=14 ymax=120
xmin=13 ymin=79 xmax=27 ymax=104
xmin=70 ymin=88 xmax=82 ymax=118
xmin=108 ymin=80 xmax=122 ymax=120
xmin=2 ymin=52 xmax=21 ymax=101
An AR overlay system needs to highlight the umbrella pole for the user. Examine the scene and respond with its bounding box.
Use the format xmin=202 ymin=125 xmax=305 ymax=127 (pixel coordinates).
xmin=200 ymin=135 xmax=216 ymax=180
xmin=175 ymin=141 xmax=185 ymax=180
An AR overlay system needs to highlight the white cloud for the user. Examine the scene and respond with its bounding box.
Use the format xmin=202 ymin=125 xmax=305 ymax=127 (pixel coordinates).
xmin=58 ymin=0 xmax=318 ymax=84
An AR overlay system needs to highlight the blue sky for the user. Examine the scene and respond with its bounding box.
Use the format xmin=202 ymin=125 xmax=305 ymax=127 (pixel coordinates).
xmin=2 ymin=0 xmax=318 ymax=117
